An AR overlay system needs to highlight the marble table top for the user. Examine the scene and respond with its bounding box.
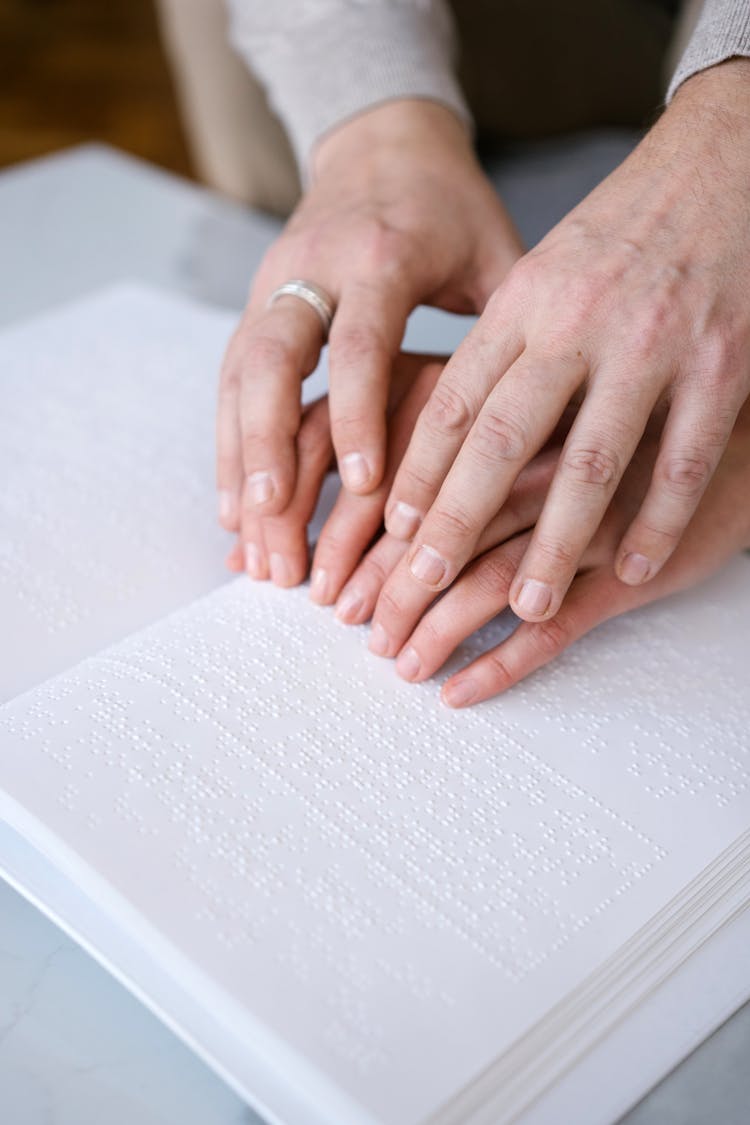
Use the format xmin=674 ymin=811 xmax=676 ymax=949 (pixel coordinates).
xmin=0 ymin=140 xmax=747 ymax=1125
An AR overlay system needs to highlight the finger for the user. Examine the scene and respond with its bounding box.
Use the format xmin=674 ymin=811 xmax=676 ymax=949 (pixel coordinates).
xmin=335 ymin=535 xmax=410 ymax=625
xmin=216 ymin=333 xmax=244 ymax=532
xmin=384 ymin=302 xmax=525 ymax=540
xmin=311 ymin=354 xmax=447 ymax=605
xmin=614 ymin=389 xmax=738 ymax=586
xmin=327 ymin=280 xmax=411 ymax=496
xmin=237 ymin=299 xmax=324 ymax=519
xmin=241 ymin=510 xmax=270 ymax=581
xmin=224 ymin=537 xmax=245 ymax=573
xmin=345 ymin=445 xmax=559 ymax=635
xmin=260 ymin=395 xmax=334 ymax=588
xmin=508 ymin=375 xmax=661 ymax=621
xmin=395 ymin=533 xmax=530 ymax=682
xmin=474 ymin=446 xmax=560 ymax=554
xmin=441 ymin=566 xmax=641 ymax=706
xmin=370 ymin=351 xmax=584 ymax=657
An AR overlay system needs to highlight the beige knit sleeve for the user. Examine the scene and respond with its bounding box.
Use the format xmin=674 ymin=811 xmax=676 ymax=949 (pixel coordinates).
xmin=225 ymin=0 xmax=471 ymax=180
xmin=668 ymin=0 xmax=750 ymax=100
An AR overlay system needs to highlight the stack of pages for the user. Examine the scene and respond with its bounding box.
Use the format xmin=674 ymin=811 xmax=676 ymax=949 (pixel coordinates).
xmin=1 ymin=285 xmax=748 ymax=1125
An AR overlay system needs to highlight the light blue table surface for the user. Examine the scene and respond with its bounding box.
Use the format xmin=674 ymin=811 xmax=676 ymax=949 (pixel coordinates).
xmin=0 ymin=139 xmax=747 ymax=1125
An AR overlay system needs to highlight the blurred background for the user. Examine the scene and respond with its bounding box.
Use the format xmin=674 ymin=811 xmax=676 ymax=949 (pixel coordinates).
xmin=1 ymin=0 xmax=193 ymax=176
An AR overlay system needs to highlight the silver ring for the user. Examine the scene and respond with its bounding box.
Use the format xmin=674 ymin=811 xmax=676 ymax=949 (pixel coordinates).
xmin=267 ymin=279 xmax=335 ymax=338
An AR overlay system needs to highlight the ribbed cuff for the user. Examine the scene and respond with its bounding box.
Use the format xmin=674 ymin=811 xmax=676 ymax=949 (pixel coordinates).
xmin=667 ymin=0 xmax=750 ymax=101
xmin=229 ymin=1 xmax=472 ymax=183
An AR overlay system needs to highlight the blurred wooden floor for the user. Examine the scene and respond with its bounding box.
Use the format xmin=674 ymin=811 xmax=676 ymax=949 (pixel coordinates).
xmin=0 ymin=0 xmax=193 ymax=175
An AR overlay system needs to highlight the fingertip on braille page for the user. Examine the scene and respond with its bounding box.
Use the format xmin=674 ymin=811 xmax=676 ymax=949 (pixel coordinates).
xmin=335 ymin=587 xmax=364 ymax=623
xmin=309 ymin=567 xmax=329 ymax=603
xmin=618 ymin=552 xmax=653 ymax=585
xmin=269 ymin=552 xmax=291 ymax=586
xmin=387 ymin=501 xmax=423 ymax=540
xmin=441 ymin=678 xmax=478 ymax=708
xmin=396 ymin=645 xmax=421 ymax=681
xmin=368 ymin=621 xmax=389 ymax=656
xmin=340 ymin=451 xmax=371 ymax=491
xmin=244 ymin=542 xmax=263 ymax=579
xmin=247 ymin=470 xmax=275 ymax=506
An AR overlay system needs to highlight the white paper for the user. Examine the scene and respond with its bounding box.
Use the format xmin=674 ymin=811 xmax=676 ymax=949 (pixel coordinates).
xmin=1 ymin=558 xmax=749 ymax=1124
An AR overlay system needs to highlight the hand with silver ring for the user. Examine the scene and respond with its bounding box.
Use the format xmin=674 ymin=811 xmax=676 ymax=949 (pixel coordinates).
xmin=220 ymin=352 xmax=447 ymax=592
xmin=266 ymin=280 xmax=335 ymax=338
xmin=216 ymin=98 xmax=523 ymax=585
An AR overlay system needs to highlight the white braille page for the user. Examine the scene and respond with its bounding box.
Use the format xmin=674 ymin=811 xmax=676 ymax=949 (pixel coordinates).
xmin=0 ymin=285 xmax=331 ymax=703
xmin=1 ymin=556 xmax=749 ymax=1125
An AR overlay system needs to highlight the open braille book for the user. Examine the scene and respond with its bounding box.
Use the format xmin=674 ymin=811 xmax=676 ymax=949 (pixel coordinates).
xmin=0 ymin=285 xmax=748 ymax=1125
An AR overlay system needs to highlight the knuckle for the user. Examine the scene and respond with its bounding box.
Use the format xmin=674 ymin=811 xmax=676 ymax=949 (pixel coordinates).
xmin=330 ymin=323 xmax=388 ymax=369
xmin=483 ymin=648 xmax=515 ymax=688
xmin=296 ymin=415 xmax=331 ymax=461
xmin=376 ymin=587 xmax=407 ymax=623
xmin=360 ymin=219 xmax=408 ymax=277
xmin=506 ymin=256 xmax=539 ymax=295
xmin=360 ymin=552 xmax=391 ymax=586
xmin=241 ymin=428 xmax=272 ymax=464
xmin=534 ymin=534 xmax=576 ymax=570
xmin=562 ymin=445 xmax=620 ymax=488
xmin=414 ymin=615 xmax=446 ymax=651
xmin=432 ymin=502 xmax=476 ymax=540
xmin=471 ymin=409 xmax=528 ymax=464
xmin=698 ymin=327 xmax=741 ymax=386
xmin=633 ymin=514 xmax=682 ymax=545
xmin=657 ymin=451 xmax=712 ymax=499
xmin=331 ymin=409 xmax=376 ymax=439
xmin=399 ymin=461 xmax=439 ymax=498
xmin=472 ymin=552 xmax=517 ymax=599
xmin=629 ymin=303 xmax=674 ymax=357
xmin=529 ymin=616 xmax=569 ymax=659
xmin=422 ymin=384 xmax=473 ymax=437
xmin=245 ymin=333 xmax=296 ymax=373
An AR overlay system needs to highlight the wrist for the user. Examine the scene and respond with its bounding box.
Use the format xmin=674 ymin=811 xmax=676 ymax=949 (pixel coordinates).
xmin=311 ymin=98 xmax=475 ymax=184
xmin=625 ymin=58 xmax=750 ymax=199
xmin=664 ymin=58 xmax=750 ymax=148
xmin=670 ymin=57 xmax=750 ymax=118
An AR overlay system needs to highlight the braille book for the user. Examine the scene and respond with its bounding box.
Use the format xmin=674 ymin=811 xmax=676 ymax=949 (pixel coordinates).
xmin=1 ymin=286 xmax=748 ymax=1125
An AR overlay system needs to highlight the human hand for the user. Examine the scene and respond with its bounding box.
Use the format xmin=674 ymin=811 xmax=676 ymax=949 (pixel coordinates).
xmin=376 ymin=59 xmax=750 ymax=657
xmin=216 ymin=98 xmax=523 ymax=559
xmin=366 ymin=400 xmax=750 ymax=705
xmin=222 ymin=352 xmax=448 ymax=589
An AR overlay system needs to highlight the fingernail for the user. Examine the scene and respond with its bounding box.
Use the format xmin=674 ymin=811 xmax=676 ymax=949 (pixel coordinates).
xmin=409 ymin=544 xmax=448 ymax=586
xmin=619 ymin=551 xmax=652 ymax=585
xmin=269 ymin=552 xmax=290 ymax=586
xmin=388 ymin=501 xmax=423 ymax=540
xmin=442 ymin=678 xmax=478 ymax=708
xmin=218 ymin=489 xmax=235 ymax=523
xmin=396 ymin=645 xmax=421 ymax=681
xmin=310 ymin=567 xmax=329 ymax=603
xmin=368 ymin=621 xmax=389 ymax=656
xmin=340 ymin=452 xmax=370 ymax=490
xmin=245 ymin=542 xmax=263 ymax=579
xmin=515 ymin=579 xmax=553 ymax=618
xmin=336 ymin=588 xmax=364 ymax=622
xmin=247 ymin=470 xmax=275 ymax=506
